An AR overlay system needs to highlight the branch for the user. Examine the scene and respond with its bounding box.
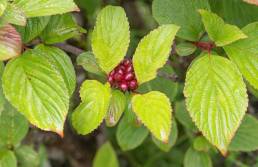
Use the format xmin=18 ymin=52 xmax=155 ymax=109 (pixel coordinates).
xmin=54 ymin=43 xmax=84 ymax=56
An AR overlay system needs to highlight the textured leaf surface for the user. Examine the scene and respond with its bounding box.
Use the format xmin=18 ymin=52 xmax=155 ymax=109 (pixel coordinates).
xmin=0 ymin=24 xmax=22 ymax=60
xmin=184 ymin=147 xmax=212 ymax=167
xmin=41 ymin=13 xmax=85 ymax=44
xmin=0 ymin=0 xmax=7 ymax=16
xmin=152 ymin=0 xmax=210 ymax=41
xmin=16 ymin=16 xmax=50 ymax=43
xmin=132 ymin=91 xmax=172 ymax=142
xmin=116 ymin=107 xmax=149 ymax=151
xmin=152 ymin=119 xmax=178 ymax=152
xmin=133 ymin=25 xmax=179 ymax=84
xmin=224 ymin=22 xmax=258 ymax=90
xmin=92 ymin=6 xmax=130 ymax=74
xmin=14 ymin=0 xmax=79 ymax=17
xmin=15 ymin=145 xmax=39 ymax=167
xmin=0 ymin=150 xmax=16 ymax=167
xmin=105 ymin=90 xmax=126 ymax=127
xmin=72 ymin=80 xmax=111 ymax=135
xmin=0 ymin=62 xmax=5 ymax=114
xmin=229 ymin=114 xmax=258 ymax=151
xmin=176 ymin=42 xmax=197 ymax=56
xmin=0 ymin=102 xmax=28 ymax=148
xmin=193 ymin=136 xmax=211 ymax=152
xmin=199 ymin=9 xmax=247 ymax=46
xmin=3 ymin=45 xmax=76 ymax=135
xmin=0 ymin=4 xmax=26 ymax=26
xmin=184 ymin=53 xmax=248 ymax=154
xmin=93 ymin=142 xmax=119 ymax=167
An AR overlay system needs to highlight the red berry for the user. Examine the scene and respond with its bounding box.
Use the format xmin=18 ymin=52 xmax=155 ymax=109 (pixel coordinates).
xmin=123 ymin=59 xmax=131 ymax=66
xmin=117 ymin=69 xmax=124 ymax=75
xmin=129 ymin=80 xmax=138 ymax=90
xmin=114 ymin=73 xmax=123 ymax=81
xmin=124 ymin=73 xmax=134 ymax=81
xmin=126 ymin=65 xmax=133 ymax=73
xmin=120 ymin=82 xmax=128 ymax=92
xmin=108 ymin=76 xmax=113 ymax=83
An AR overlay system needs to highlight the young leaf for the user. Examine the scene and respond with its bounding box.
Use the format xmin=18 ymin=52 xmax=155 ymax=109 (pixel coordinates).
xmin=224 ymin=22 xmax=258 ymax=90
xmin=132 ymin=91 xmax=172 ymax=142
xmin=40 ymin=13 xmax=85 ymax=44
xmin=77 ymin=52 xmax=104 ymax=76
xmin=72 ymin=80 xmax=111 ymax=135
xmin=15 ymin=16 xmax=50 ymax=43
xmin=0 ymin=102 xmax=29 ymax=148
xmin=0 ymin=24 xmax=22 ymax=60
xmin=176 ymin=42 xmax=197 ymax=56
xmin=13 ymin=0 xmax=79 ymax=17
xmin=3 ymin=45 xmax=76 ymax=135
xmin=15 ymin=145 xmax=40 ymax=167
xmin=193 ymin=136 xmax=211 ymax=152
xmin=0 ymin=4 xmax=26 ymax=26
xmin=0 ymin=0 xmax=7 ymax=16
xmin=133 ymin=25 xmax=179 ymax=84
xmin=152 ymin=118 xmax=178 ymax=152
xmin=229 ymin=114 xmax=258 ymax=152
xmin=199 ymin=9 xmax=247 ymax=46
xmin=93 ymin=142 xmax=119 ymax=167
xmin=152 ymin=0 xmax=210 ymax=41
xmin=184 ymin=53 xmax=248 ymax=155
xmin=0 ymin=150 xmax=17 ymax=167
xmin=105 ymin=90 xmax=126 ymax=127
xmin=184 ymin=147 xmax=212 ymax=167
xmin=116 ymin=107 xmax=149 ymax=151
xmin=92 ymin=5 xmax=130 ymax=74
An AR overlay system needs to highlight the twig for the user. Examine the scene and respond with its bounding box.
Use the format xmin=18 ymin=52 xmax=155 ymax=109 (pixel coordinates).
xmin=54 ymin=43 xmax=84 ymax=56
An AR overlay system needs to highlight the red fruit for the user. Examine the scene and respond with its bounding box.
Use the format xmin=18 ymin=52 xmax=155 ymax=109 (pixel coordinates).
xmin=129 ymin=80 xmax=138 ymax=90
xmin=124 ymin=73 xmax=134 ymax=81
xmin=120 ymin=82 xmax=128 ymax=92
xmin=123 ymin=59 xmax=131 ymax=66
xmin=108 ymin=76 xmax=113 ymax=83
xmin=126 ymin=65 xmax=133 ymax=73
xmin=114 ymin=73 xmax=123 ymax=81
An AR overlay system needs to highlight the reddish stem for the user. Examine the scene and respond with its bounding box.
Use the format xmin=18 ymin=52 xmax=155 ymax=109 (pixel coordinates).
xmin=193 ymin=41 xmax=216 ymax=53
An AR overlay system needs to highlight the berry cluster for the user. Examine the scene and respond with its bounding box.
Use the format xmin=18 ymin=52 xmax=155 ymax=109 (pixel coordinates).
xmin=108 ymin=59 xmax=138 ymax=92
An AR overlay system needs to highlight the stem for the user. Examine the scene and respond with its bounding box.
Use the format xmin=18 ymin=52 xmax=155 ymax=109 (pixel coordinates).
xmin=54 ymin=43 xmax=84 ymax=55
xmin=193 ymin=41 xmax=216 ymax=53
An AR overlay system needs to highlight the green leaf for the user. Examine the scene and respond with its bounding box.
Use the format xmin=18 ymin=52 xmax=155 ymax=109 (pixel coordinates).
xmin=152 ymin=0 xmax=210 ymax=41
xmin=0 ymin=62 xmax=5 ymax=114
xmin=224 ymin=22 xmax=258 ymax=90
xmin=152 ymin=118 xmax=178 ymax=152
xmin=0 ymin=4 xmax=26 ymax=26
xmin=15 ymin=145 xmax=39 ymax=167
xmin=184 ymin=147 xmax=212 ymax=167
xmin=176 ymin=42 xmax=197 ymax=56
xmin=0 ymin=150 xmax=17 ymax=167
xmin=193 ymin=136 xmax=211 ymax=152
xmin=72 ymin=80 xmax=111 ymax=135
xmin=77 ymin=52 xmax=104 ymax=75
xmin=137 ymin=77 xmax=178 ymax=102
xmin=199 ymin=9 xmax=247 ymax=46
xmin=93 ymin=142 xmax=119 ymax=167
xmin=132 ymin=91 xmax=172 ymax=142
xmin=40 ymin=13 xmax=85 ymax=44
xmin=3 ymin=45 xmax=76 ymax=135
xmin=0 ymin=24 xmax=22 ymax=60
xmin=133 ymin=25 xmax=179 ymax=84
xmin=0 ymin=0 xmax=7 ymax=16
xmin=92 ymin=5 xmax=130 ymax=74
xmin=0 ymin=102 xmax=29 ymax=148
xmin=184 ymin=53 xmax=248 ymax=155
xmin=116 ymin=107 xmax=149 ymax=151
xmin=229 ymin=114 xmax=258 ymax=152
xmin=15 ymin=16 xmax=50 ymax=43
xmin=105 ymin=90 xmax=126 ymax=127
xmin=14 ymin=0 xmax=79 ymax=17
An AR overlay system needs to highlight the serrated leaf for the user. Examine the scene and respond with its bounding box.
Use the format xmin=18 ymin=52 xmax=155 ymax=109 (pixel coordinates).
xmin=193 ymin=136 xmax=211 ymax=152
xmin=152 ymin=0 xmax=210 ymax=41
xmin=0 ymin=150 xmax=17 ymax=167
xmin=77 ymin=52 xmax=104 ymax=76
xmin=0 ymin=102 xmax=28 ymax=148
xmin=72 ymin=80 xmax=111 ymax=135
xmin=3 ymin=45 xmax=76 ymax=135
xmin=229 ymin=114 xmax=258 ymax=152
xmin=116 ymin=107 xmax=149 ymax=151
xmin=0 ymin=0 xmax=7 ymax=16
xmin=133 ymin=25 xmax=179 ymax=84
xmin=199 ymin=9 xmax=247 ymax=46
xmin=15 ymin=145 xmax=39 ymax=167
xmin=40 ymin=13 xmax=85 ymax=44
xmin=184 ymin=147 xmax=212 ymax=167
xmin=0 ymin=24 xmax=22 ymax=60
xmin=15 ymin=16 xmax=50 ymax=43
xmin=184 ymin=53 xmax=248 ymax=155
xmin=92 ymin=5 xmax=130 ymax=74
xmin=224 ymin=22 xmax=258 ymax=90
xmin=105 ymin=90 xmax=126 ymax=127
xmin=93 ymin=142 xmax=119 ymax=167
xmin=0 ymin=3 xmax=26 ymax=26
xmin=0 ymin=62 xmax=5 ymax=114
xmin=132 ymin=91 xmax=172 ymax=142
xmin=152 ymin=118 xmax=178 ymax=152
xmin=176 ymin=42 xmax=197 ymax=56
xmin=14 ymin=0 xmax=79 ymax=17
